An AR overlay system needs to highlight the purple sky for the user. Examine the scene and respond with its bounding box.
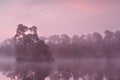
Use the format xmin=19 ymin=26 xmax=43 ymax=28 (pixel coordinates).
xmin=0 ymin=0 xmax=120 ymax=41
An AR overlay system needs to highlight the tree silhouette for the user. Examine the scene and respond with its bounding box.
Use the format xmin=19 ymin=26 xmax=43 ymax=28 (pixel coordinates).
xmin=14 ymin=24 xmax=53 ymax=61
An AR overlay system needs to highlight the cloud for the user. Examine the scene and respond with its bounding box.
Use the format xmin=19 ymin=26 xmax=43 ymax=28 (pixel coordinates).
xmin=63 ymin=0 xmax=120 ymax=14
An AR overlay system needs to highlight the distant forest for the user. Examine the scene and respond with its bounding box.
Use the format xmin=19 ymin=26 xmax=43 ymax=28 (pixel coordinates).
xmin=0 ymin=30 xmax=120 ymax=59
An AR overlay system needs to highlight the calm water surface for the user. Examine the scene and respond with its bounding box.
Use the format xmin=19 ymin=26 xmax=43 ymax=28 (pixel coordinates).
xmin=0 ymin=58 xmax=120 ymax=80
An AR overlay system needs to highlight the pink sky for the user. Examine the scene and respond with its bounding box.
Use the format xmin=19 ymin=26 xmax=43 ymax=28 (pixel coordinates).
xmin=0 ymin=0 xmax=120 ymax=42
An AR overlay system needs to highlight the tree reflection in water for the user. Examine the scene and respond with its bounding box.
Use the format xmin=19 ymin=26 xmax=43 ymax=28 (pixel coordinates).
xmin=1 ymin=61 xmax=52 ymax=80
xmin=45 ymin=61 xmax=120 ymax=80
xmin=0 ymin=59 xmax=120 ymax=80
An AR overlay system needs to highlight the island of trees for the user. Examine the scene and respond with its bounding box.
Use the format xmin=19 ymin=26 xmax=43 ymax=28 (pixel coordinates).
xmin=13 ymin=24 xmax=53 ymax=61
xmin=0 ymin=25 xmax=120 ymax=59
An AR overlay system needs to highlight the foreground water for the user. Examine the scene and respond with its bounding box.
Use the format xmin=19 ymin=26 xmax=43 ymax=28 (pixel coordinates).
xmin=0 ymin=58 xmax=120 ymax=80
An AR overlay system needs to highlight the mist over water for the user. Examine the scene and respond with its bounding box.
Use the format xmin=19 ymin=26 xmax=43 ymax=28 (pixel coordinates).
xmin=0 ymin=25 xmax=120 ymax=80
xmin=0 ymin=58 xmax=120 ymax=80
xmin=0 ymin=0 xmax=120 ymax=79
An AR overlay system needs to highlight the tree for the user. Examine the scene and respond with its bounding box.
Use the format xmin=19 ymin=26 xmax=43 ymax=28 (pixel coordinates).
xmin=104 ymin=30 xmax=114 ymax=41
xmin=0 ymin=38 xmax=16 ymax=57
xmin=60 ymin=34 xmax=71 ymax=45
xmin=103 ymin=30 xmax=116 ymax=58
xmin=48 ymin=35 xmax=60 ymax=44
xmin=14 ymin=24 xmax=53 ymax=61
xmin=72 ymin=35 xmax=80 ymax=43
xmin=92 ymin=32 xmax=103 ymax=42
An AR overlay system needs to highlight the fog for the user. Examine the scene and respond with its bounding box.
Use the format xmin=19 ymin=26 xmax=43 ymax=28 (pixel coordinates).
xmin=0 ymin=25 xmax=120 ymax=80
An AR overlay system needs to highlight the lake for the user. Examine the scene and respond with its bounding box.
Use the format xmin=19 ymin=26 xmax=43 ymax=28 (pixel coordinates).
xmin=0 ymin=58 xmax=120 ymax=80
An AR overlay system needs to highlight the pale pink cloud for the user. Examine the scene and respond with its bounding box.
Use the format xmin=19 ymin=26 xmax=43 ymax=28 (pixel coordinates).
xmin=64 ymin=0 xmax=117 ymax=14
xmin=0 ymin=0 xmax=120 ymax=41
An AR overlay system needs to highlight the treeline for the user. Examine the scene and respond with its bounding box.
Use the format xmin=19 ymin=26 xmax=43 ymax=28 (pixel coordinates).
xmin=40 ymin=30 xmax=120 ymax=59
xmin=1 ymin=30 xmax=120 ymax=59
xmin=0 ymin=38 xmax=15 ymax=57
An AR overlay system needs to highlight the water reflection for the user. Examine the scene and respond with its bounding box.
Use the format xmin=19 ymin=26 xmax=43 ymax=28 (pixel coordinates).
xmin=0 ymin=60 xmax=52 ymax=80
xmin=46 ymin=59 xmax=120 ymax=80
xmin=15 ymin=62 xmax=51 ymax=80
xmin=0 ymin=59 xmax=120 ymax=80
